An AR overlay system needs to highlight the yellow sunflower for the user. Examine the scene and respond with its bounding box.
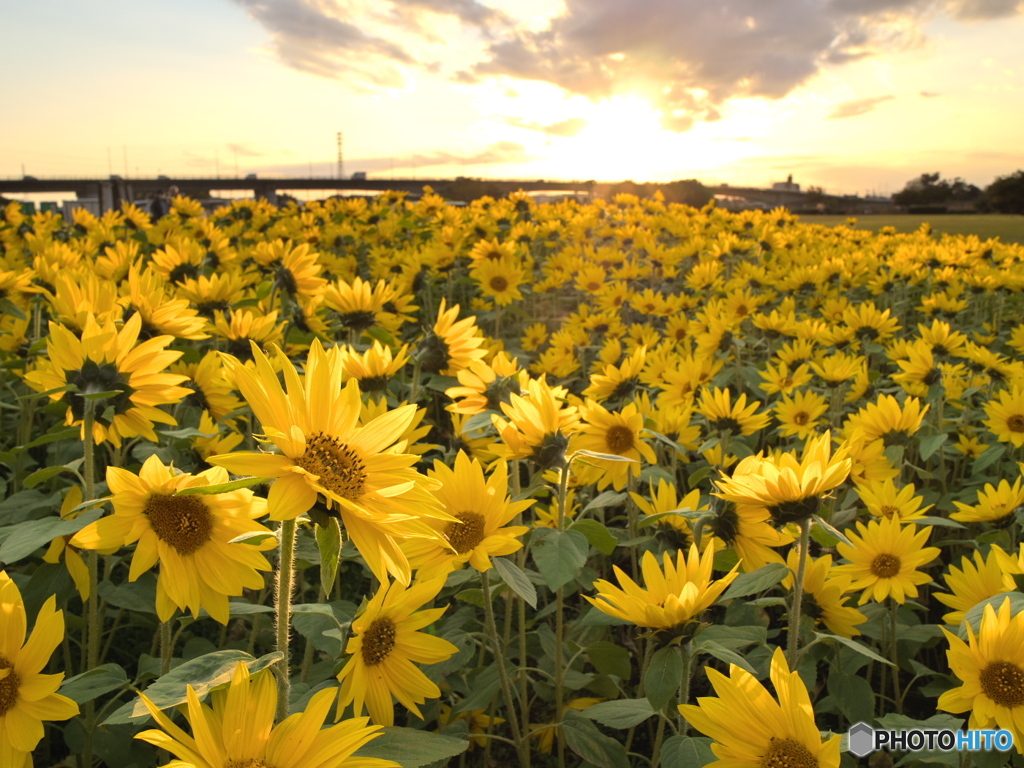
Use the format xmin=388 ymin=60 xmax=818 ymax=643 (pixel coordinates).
xmin=843 ymin=394 xmax=929 ymax=447
xmin=336 ymin=577 xmax=458 ymax=726
xmin=679 ymin=646 xmax=842 ymax=768
xmin=470 ymin=256 xmax=526 ymax=306
xmin=696 ymin=387 xmax=770 ymax=438
xmin=984 ymin=386 xmax=1024 ymax=447
xmin=337 ymin=340 xmax=410 ymax=395
xmin=585 ymin=544 xmax=738 ymax=632
xmin=783 ymin=550 xmax=866 ymax=638
xmin=417 ymin=299 xmax=487 ymax=376
xmin=571 ymin=400 xmax=656 ymax=491
xmin=833 ymin=514 xmax=941 ymax=605
xmin=492 ymin=377 xmax=581 ymax=469
xmin=208 ymin=340 xmax=451 ymax=584
xmin=939 ymin=598 xmax=1024 ymax=753
xmin=935 ymin=548 xmax=1016 ymax=626
xmin=136 ymin=662 xmax=396 ymax=768
xmin=773 ymin=389 xmax=829 ymax=439
xmin=0 ymin=572 xmax=79 ymax=766
xmin=24 ymin=312 xmax=190 ymax=447
xmin=856 ymin=478 xmax=931 ymax=521
xmin=445 ymin=351 xmax=526 ymax=415
xmin=403 ymin=451 xmax=532 ymax=578
xmin=70 ymin=455 xmax=275 ymax=624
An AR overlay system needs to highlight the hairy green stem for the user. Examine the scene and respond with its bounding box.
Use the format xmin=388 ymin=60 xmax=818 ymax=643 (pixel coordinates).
xmin=159 ymin=620 xmax=173 ymax=676
xmin=81 ymin=399 xmax=99 ymax=768
xmin=481 ymin=571 xmax=530 ymax=768
xmin=275 ymin=518 xmax=298 ymax=722
xmin=787 ymin=518 xmax=812 ymax=668
xmin=555 ymin=465 xmax=570 ymax=768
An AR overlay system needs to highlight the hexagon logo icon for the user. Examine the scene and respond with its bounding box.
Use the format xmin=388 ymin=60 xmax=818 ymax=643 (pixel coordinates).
xmin=848 ymin=722 xmax=875 ymax=757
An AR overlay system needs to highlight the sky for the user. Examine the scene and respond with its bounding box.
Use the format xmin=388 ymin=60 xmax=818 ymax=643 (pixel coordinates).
xmin=2 ymin=0 xmax=1024 ymax=197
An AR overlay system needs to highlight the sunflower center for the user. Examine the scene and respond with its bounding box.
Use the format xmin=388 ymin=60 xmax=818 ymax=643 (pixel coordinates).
xmin=297 ymin=433 xmax=367 ymax=502
xmin=980 ymin=661 xmax=1024 ymax=708
xmin=226 ymin=760 xmax=277 ymax=768
xmin=1008 ymin=415 xmax=1024 ymax=433
xmin=358 ymin=375 xmax=390 ymax=393
xmin=361 ymin=618 xmax=397 ymax=666
xmin=605 ymin=425 xmax=635 ymax=454
xmin=144 ymin=495 xmax=213 ymax=556
xmin=340 ymin=310 xmax=378 ymax=332
xmin=793 ymin=412 xmax=809 ymax=426
xmin=870 ymin=553 xmax=901 ymax=578
xmin=67 ymin=359 xmax=136 ymax=423
xmin=0 ymin=657 xmax=21 ymax=717
xmin=879 ymin=504 xmax=901 ymax=519
xmin=445 ymin=511 xmax=486 ymax=554
xmin=759 ymin=737 xmax=818 ymax=768
xmin=710 ymin=417 xmax=742 ymax=436
xmin=489 ymin=275 xmax=509 ymax=292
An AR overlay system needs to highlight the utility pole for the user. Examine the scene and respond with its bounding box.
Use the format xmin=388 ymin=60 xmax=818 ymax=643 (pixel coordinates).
xmin=342 ymin=132 xmax=350 ymax=182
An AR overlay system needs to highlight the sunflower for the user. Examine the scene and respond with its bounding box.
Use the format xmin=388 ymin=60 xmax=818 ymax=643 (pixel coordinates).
xmin=935 ymin=548 xmax=1016 ymax=626
xmin=713 ymin=431 xmax=850 ymax=526
xmin=208 ymin=341 xmax=451 ymax=585
xmin=171 ymin=350 xmax=242 ymax=422
xmin=696 ymin=387 xmax=770 ymax=438
xmin=773 ymin=389 xmax=829 ymax=439
xmin=336 ymin=577 xmax=458 ymax=727
xmin=210 ymin=308 xmax=286 ymax=363
xmin=856 ymin=478 xmax=931 ymax=521
xmin=445 ymin=352 xmax=526 ymax=415
xmin=833 ymin=514 xmax=941 ymax=605
xmin=843 ymin=394 xmax=929 ymax=447
xmin=470 ymin=256 xmax=526 ymax=306
xmin=758 ymin=361 xmax=813 ymax=397
xmin=136 ymin=662 xmax=396 ymax=768
xmin=122 ymin=265 xmax=209 ymax=340
xmin=951 ymin=477 xmax=1024 ymax=526
xmin=984 ymin=386 xmax=1024 ymax=447
xmin=783 ymin=550 xmax=866 ymax=638
xmin=42 ymin=486 xmax=119 ymax=600
xmin=24 ymin=312 xmax=191 ymax=447
xmin=938 ymin=598 xmax=1024 ymax=752
xmin=417 ymin=299 xmax=487 ymax=376
xmin=70 ymin=455 xmax=275 ymax=624
xmin=151 ymin=241 xmax=206 ymax=285
xmin=679 ymin=646 xmax=842 ymax=768
xmin=585 ymin=544 xmax=738 ymax=633
xmin=403 ymin=451 xmax=532 ymax=577
xmin=630 ymin=480 xmax=710 ymax=546
xmin=323 ymin=276 xmax=388 ymax=334
xmin=253 ymin=239 xmax=327 ymax=300
xmin=0 ymin=571 xmax=79 ymax=766
xmin=337 ymin=340 xmax=410 ymax=395
xmin=571 ymin=400 xmax=656 ymax=491
xmin=491 ymin=377 xmax=581 ymax=469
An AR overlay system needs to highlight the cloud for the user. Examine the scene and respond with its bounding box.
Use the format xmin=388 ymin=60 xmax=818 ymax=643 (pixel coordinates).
xmin=947 ymin=0 xmax=1024 ymax=19
xmin=504 ymin=117 xmax=587 ymax=137
xmin=226 ymin=143 xmax=268 ymax=157
xmin=827 ymin=95 xmax=895 ymax=119
xmin=920 ymin=91 xmax=942 ymax=97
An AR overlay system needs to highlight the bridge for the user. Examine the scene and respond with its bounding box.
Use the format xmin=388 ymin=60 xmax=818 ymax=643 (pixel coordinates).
xmin=0 ymin=176 xmax=595 ymax=212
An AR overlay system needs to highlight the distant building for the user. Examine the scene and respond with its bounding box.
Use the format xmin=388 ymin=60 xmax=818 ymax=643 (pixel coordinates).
xmin=351 ymin=172 xmax=367 ymax=181
xmin=772 ymin=174 xmax=800 ymax=192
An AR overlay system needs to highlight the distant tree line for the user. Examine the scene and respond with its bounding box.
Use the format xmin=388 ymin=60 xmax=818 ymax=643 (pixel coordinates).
xmin=894 ymin=171 xmax=1024 ymax=214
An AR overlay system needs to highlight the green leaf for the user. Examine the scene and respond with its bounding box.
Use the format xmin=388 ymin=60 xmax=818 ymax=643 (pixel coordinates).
xmin=104 ymin=650 xmax=284 ymax=725
xmin=568 ymin=519 xmax=617 ymax=555
xmin=583 ymin=490 xmax=628 ymax=511
xmin=972 ymin=444 xmax=1005 ymax=474
xmin=918 ymin=433 xmax=947 ymax=461
xmin=531 ymin=528 xmax=588 ymax=591
xmin=637 ymin=509 xmax=705 ymax=529
xmin=353 ymin=727 xmax=469 ymax=768
xmin=573 ymin=449 xmax=638 ymax=463
xmin=810 ymin=632 xmax=895 ymax=666
xmin=586 ymin=641 xmax=631 ymax=679
xmin=79 ymin=389 xmax=125 ymax=400
xmin=98 ymin=575 xmax=157 ymax=614
xmin=645 ymin=647 xmax=683 ymax=710
xmin=581 ymin=698 xmax=656 ymax=728
xmin=959 ymin=592 xmax=1024 ymax=637
xmin=316 ymin=518 xmax=342 ymax=591
xmin=561 ymin=710 xmax=630 ymax=768
xmin=23 ymin=465 xmax=76 ymax=489
xmin=175 ymin=477 xmax=269 ymax=495
xmin=492 ymin=557 xmax=537 ymax=608
xmin=810 ymin=515 xmax=852 ymax=547
xmin=827 ymin=669 xmax=874 ymax=725
xmin=0 ymin=298 xmax=27 ymax=321
xmin=661 ymin=735 xmax=716 ymax=768
xmin=227 ymin=530 xmax=278 ymax=546
xmin=0 ymin=509 xmax=102 ymax=565
xmin=692 ymin=639 xmax=757 ymax=675
xmin=721 ymin=563 xmax=789 ymax=600
xmin=61 ymin=663 xmax=129 ymax=705
xmin=20 ymin=385 xmax=76 ymax=401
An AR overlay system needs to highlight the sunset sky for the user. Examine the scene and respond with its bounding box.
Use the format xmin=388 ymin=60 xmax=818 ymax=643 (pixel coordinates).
xmin=3 ymin=0 xmax=1024 ymax=196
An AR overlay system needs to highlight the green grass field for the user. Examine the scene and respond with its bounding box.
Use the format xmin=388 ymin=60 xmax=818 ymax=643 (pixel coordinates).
xmin=804 ymin=213 xmax=1024 ymax=244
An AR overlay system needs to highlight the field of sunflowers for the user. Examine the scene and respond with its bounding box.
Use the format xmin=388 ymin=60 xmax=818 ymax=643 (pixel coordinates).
xmin=2 ymin=189 xmax=1024 ymax=768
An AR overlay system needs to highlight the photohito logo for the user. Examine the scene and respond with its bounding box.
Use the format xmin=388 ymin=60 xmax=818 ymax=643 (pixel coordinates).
xmin=848 ymin=722 xmax=1014 ymax=757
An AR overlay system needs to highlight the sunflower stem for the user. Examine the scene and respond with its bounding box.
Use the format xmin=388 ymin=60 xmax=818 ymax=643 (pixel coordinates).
xmin=481 ymin=570 xmax=529 ymax=768
xmin=787 ymin=517 xmax=812 ymax=668
xmin=555 ymin=464 xmax=570 ymax=768
xmin=274 ymin=517 xmax=298 ymax=723
xmin=678 ymin=644 xmax=692 ymax=736
xmin=889 ymin=598 xmax=903 ymax=714
xmin=81 ymin=398 xmax=100 ymax=768
xmin=159 ymin=619 xmax=173 ymax=675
